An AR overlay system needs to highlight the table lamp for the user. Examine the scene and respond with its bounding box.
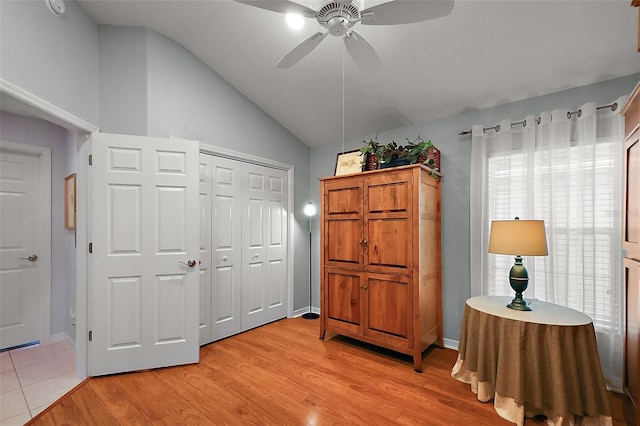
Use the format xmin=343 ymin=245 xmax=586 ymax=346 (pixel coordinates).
xmin=488 ymin=217 xmax=548 ymax=311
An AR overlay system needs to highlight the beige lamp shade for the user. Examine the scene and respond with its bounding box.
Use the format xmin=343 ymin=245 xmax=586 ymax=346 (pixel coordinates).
xmin=488 ymin=219 xmax=548 ymax=256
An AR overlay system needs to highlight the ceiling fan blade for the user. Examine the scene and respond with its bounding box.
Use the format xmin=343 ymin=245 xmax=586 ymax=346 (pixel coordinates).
xmin=343 ymin=30 xmax=381 ymax=71
xmin=276 ymin=31 xmax=328 ymax=69
xmin=235 ymin=1 xmax=317 ymax=19
xmin=359 ymin=0 xmax=454 ymax=25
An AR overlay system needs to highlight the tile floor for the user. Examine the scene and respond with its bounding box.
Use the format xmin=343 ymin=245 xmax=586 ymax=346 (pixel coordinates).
xmin=0 ymin=342 xmax=80 ymax=425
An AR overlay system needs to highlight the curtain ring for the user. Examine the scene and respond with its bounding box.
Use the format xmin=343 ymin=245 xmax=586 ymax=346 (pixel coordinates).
xmin=612 ymin=102 xmax=618 ymax=112
xmin=522 ymin=119 xmax=527 ymax=128
xmin=568 ymin=109 xmax=583 ymax=119
xmin=536 ymin=117 xmax=541 ymax=125
xmin=495 ymin=124 xmax=500 ymax=133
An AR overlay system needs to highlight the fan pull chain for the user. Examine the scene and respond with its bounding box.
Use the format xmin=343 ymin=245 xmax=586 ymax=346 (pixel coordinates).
xmin=342 ymin=43 xmax=345 ymax=154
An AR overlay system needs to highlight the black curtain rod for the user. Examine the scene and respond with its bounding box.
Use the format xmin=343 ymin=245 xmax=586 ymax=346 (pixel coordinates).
xmin=458 ymin=102 xmax=618 ymax=137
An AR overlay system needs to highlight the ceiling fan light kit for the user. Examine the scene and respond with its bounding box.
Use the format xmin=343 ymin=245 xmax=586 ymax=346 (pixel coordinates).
xmin=236 ymin=0 xmax=454 ymax=69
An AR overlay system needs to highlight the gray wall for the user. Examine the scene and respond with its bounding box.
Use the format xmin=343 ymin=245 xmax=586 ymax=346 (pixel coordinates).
xmin=309 ymin=73 xmax=640 ymax=344
xmin=98 ymin=26 xmax=148 ymax=135
xmin=0 ymin=0 xmax=99 ymax=126
xmin=98 ymin=28 xmax=313 ymax=311
xmin=0 ymin=111 xmax=77 ymax=341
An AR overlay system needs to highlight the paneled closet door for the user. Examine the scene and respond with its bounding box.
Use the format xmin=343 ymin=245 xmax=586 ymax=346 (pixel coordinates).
xmin=242 ymin=163 xmax=288 ymax=330
xmin=199 ymin=155 xmax=212 ymax=344
xmin=210 ymin=156 xmax=243 ymax=341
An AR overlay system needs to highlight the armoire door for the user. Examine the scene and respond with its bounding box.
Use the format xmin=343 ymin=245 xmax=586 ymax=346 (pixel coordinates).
xmin=363 ymin=272 xmax=412 ymax=349
xmin=624 ymin=137 xmax=640 ymax=261
xmin=322 ymin=176 xmax=364 ymax=270
xmin=323 ymin=268 xmax=363 ymax=334
xmin=364 ymin=171 xmax=413 ymax=276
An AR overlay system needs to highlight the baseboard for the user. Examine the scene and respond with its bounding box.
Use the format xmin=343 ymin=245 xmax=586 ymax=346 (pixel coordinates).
xmin=293 ymin=306 xmax=320 ymax=317
xmin=293 ymin=307 xmax=308 ymax=317
xmin=443 ymin=338 xmax=459 ymax=351
xmin=50 ymin=332 xmax=76 ymax=351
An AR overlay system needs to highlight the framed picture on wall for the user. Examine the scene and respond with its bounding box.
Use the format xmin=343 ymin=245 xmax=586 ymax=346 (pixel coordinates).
xmin=334 ymin=149 xmax=364 ymax=176
xmin=64 ymin=173 xmax=76 ymax=229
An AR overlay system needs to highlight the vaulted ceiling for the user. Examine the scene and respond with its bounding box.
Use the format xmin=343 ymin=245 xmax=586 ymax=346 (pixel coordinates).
xmin=78 ymin=0 xmax=640 ymax=147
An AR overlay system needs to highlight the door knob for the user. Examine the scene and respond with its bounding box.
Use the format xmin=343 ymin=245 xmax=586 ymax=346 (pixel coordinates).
xmin=19 ymin=254 xmax=38 ymax=262
xmin=222 ymin=256 xmax=228 ymax=261
xmin=178 ymin=260 xmax=196 ymax=268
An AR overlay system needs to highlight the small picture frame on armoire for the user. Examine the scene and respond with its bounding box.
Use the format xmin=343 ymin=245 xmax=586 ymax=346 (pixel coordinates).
xmin=334 ymin=149 xmax=364 ymax=176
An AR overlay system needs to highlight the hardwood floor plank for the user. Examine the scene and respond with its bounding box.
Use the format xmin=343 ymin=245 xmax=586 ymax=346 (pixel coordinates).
xmin=30 ymin=383 xmax=119 ymax=425
xmin=87 ymin=376 xmax=152 ymax=425
xmin=28 ymin=317 xmax=625 ymax=425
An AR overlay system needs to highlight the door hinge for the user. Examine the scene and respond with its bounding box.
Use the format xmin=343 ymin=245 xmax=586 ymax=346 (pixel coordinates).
xmin=88 ymin=154 xmax=92 ymax=165
xmin=89 ymin=242 xmax=93 ymax=253
xmin=88 ymin=330 xmax=93 ymax=341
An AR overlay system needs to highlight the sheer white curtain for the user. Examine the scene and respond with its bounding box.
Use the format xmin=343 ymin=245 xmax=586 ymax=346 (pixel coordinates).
xmin=470 ymin=97 xmax=627 ymax=390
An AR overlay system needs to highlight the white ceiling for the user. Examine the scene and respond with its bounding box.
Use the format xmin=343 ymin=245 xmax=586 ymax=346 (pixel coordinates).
xmin=77 ymin=0 xmax=640 ymax=147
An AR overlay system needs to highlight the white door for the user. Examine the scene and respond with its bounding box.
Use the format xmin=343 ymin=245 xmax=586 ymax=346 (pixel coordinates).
xmin=198 ymin=154 xmax=212 ymax=344
xmin=210 ymin=156 xmax=242 ymax=340
xmin=89 ymin=133 xmax=200 ymax=376
xmin=242 ymin=164 xmax=288 ymax=329
xmin=0 ymin=144 xmax=49 ymax=349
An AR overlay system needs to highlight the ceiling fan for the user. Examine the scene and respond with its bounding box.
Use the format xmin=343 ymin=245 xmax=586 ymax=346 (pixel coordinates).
xmin=236 ymin=0 xmax=454 ymax=69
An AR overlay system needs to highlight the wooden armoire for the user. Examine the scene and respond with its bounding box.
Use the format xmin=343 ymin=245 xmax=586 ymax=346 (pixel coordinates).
xmin=319 ymin=165 xmax=442 ymax=372
xmin=622 ymin=83 xmax=640 ymax=426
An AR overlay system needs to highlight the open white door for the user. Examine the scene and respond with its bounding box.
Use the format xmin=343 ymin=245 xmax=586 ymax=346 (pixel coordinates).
xmin=89 ymin=133 xmax=200 ymax=376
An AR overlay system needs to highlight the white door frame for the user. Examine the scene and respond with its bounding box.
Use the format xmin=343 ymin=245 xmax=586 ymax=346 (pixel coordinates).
xmin=200 ymin=143 xmax=295 ymax=319
xmin=0 ymin=140 xmax=52 ymax=347
xmin=1 ymin=80 xmax=98 ymax=379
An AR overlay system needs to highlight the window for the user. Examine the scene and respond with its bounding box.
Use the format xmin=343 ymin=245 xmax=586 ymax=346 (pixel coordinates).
xmin=470 ymin=101 xmax=626 ymax=389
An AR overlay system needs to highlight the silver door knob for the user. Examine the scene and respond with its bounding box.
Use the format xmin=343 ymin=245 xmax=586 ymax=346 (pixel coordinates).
xmin=19 ymin=254 xmax=38 ymax=262
xmin=222 ymin=256 xmax=228 ymax=261
xmin=178 ymin=260 xmax=196 ymax=268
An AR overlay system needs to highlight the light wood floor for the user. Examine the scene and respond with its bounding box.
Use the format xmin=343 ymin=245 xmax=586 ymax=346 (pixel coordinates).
xmin=28 ymin=317 xmax=626 ymax=425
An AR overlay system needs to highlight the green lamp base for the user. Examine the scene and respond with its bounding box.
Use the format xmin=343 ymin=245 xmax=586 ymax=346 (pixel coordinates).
xmin=507 ymin=256 xmax=532 ymax=311
xmin=507 ymin=294 xmax=532 ymax=311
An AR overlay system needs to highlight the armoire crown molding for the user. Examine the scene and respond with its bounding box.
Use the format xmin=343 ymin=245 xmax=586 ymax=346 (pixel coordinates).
xmin=0 ymin=79 xmax=99 ymax=134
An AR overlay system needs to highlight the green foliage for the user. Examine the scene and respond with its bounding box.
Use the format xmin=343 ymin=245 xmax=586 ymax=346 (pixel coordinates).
xmin=359 ymin=137 xmax=381 ymax=155
xmin=406 ymin=136 xmax=434 ymax=164
xmin=376 ymin=140 xmax=411 ymax=163
xmin=359 ymin=135 xmax=439 ymax=180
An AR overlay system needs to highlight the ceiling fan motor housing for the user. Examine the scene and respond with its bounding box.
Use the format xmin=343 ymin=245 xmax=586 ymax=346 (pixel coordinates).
xmin=317 ymin=1 xmax=360 ymax=36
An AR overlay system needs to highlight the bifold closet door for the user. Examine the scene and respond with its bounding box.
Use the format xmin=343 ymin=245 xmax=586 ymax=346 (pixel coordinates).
xmin=199 ymin=154 xmax=288 ymax=346
xmin=241 ymin=164 xmax=288 ymax=330
xmin=200 ymin=155 xmax=243 ymax=344
xmin=199 ymin=155 xmax=212 ymax=344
